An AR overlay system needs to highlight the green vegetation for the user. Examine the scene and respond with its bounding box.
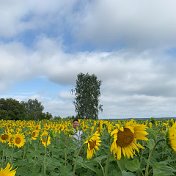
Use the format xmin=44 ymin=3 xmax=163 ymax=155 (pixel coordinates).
xmin=73 ymin=73 xmax=102 ymax=119
xmin=0 ymin=98 xmax=52 ymax=120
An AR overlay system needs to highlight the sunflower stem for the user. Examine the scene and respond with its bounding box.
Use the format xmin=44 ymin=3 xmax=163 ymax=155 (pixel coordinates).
xmin=144 ymin=139 xmax=165 ymax=176
xmin=2 ymin=148 xmax=5 ymax=166
xmin=64 ymin=148 xmax=67 ymax=166
xmin=43 ymin=147 xmax=47 ymax=176
xmin=97 ymin=161 xmax=106 ymax=176
xmin=23 ymin=143 xmax=27 ymax=159
xmin=104 ymin=152 xmax=110 ymax=176
xmin=10 ymin=147 xmax=14 ymax=164
xmin=73 ymin=143 xmax=84 ymax=176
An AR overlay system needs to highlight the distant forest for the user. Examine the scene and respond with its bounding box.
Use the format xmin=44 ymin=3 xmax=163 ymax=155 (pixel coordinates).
xmin=0 ymin=98 xmax=55 ymax=120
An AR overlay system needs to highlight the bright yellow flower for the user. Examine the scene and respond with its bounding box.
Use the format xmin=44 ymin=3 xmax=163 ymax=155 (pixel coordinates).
xmin=8 ymin=134 xmax=14 ymax=147
xmin=35 ymin=124 xmax=41 ymax=130
xmin=41 ymin=131 xmax=51 ymax=147
xmin=0 ymin=133 xmax=9 ymax=143
xmin=0 ymin=163 xmax=16 ymax=176
xmin=85 ymin=131 xmax=101 ymax=159
xmin=168 ymin=122 xmax=176 ymax=152
xmin=31 ymin=130 xmax=39 ymax=140
xmin=13 ymin=134 xmax=26 ymax=148
xmin=149 ymin=122 xmax=152 ymax=128
xmin=111 ymin=123 xmax=148 ymax=160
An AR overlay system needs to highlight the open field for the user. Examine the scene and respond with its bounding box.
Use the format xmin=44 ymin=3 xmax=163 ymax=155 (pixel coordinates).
xmin=0 ymin=118 xmax=176 ymax=176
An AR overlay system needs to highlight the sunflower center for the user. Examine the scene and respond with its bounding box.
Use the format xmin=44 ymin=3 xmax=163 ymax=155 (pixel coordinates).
xmin=1 ymin=134 xmax=8 ymax=140
xmin=15 ymin=137 xmax=21 ymax=144
xmin=116 ymin=128 xmax=134 ymax=147
xmin=9 ymin=137 xmax=14 ymax=143
xmin=32 ymin=132 xmax=36 ymax=137
xmin=89 ymin=140 xmax=96 ymax=150
xmin=36 ymin=126 xmax=40 ymax=130
xmin=42 ymin=135 xmax=48 ymax=142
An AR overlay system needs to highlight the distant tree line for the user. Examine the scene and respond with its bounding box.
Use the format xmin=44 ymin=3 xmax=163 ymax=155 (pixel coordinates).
xmin=0 ymin=98 xmax=52 ymax=120
xmin=0 ymin=73 xmax=103 ymax=120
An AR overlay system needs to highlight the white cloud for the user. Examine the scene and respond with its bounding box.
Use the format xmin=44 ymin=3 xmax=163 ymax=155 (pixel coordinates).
xmin=58 ymin=91 xmax=74 ymax=100
xmin=100 ymin=94 xmax=176 ymax=118
xmin=0 ymin=42 xmax=32 ymax=90
xmin=1 ymin=0 xmax=176 ymax=118
xmin=1 ymin=0 xmax=176 ymax=49
xmin=74 ymin=0 xmax=176 ymax=48
xmin=0 ymin=37 xmax=176 ymax=118
xmin=43 ymin=99 xmax=75 ymax=117
xmin=0 ymin=0 xmax=77 ymax=37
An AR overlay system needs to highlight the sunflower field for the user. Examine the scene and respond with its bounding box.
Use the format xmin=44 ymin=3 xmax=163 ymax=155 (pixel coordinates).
xmin=0 ymin=118 xmax=176 ymax=176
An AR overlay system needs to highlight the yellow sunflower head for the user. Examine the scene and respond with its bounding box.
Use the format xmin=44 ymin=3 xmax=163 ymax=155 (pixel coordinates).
xmin=8 ymin=134 xmax=14 ymax=147
xmin=0 ymin=163 xmax=16 ymax=176
xmin=40 ymin=131 xmax=51 ymax=147
xmin=0 ymin=133 xmax=9 ymax=143
xmin=31 ymin=130 xmax=39 ymax=140
xmin=84 ymin=131 xmax=101 ymax=159
xmin=13 ymin=133 xmax=26 ymax=148
xmin=35 ymin=124 xmax=41 ymax=130
xmin=168 ymin=122 xmax=176 ymax=152
xmin=111 ymin=123 xmax=147 ymax=160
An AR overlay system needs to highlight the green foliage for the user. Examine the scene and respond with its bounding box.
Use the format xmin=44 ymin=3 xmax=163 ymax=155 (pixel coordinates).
xmin=0 ymin=119 xmax=176 ymax=175
xmin=146 ymin=139 xmax=155 ymax=150
xmin=0 ymin=98 xmax=25 ymax=120
xmin=153 ymin=161 xmax=176 ymax=176
xmin=21 ymin=99 xmax=44 ymax=120
xmin=122 ymin=171 xmax=136 ymax=176
xmin=125 ymin=158 xmax=140 ymax=172
xmin=0 ymin=98 xmax=52 ymax=120
xmin=42 ymin=112 xmax=53 ymax=120
xmin=21 ymin=99 xmax=52 ymax=120
xmin=73 ymin=73 xmax=102 ymax=119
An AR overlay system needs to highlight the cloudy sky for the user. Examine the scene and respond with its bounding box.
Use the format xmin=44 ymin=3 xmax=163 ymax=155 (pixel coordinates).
xmin=1 ymin=0 xmax=176 ymax=119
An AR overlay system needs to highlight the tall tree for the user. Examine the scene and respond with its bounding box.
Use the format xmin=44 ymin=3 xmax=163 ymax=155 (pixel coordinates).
xmin=0 ymin=98 xmax=25 ymax=120
xmin=21 ymin=99 xmax=44 ymax=120
xmin=73 ymin=73 xmax=102 ymax=119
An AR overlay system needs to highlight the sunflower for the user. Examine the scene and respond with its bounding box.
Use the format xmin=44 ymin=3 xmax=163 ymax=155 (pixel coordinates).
xmin=0 ymin=163 xmax=16 ymax=176
xmin=35 ymin=124 xmax=41 ymax=130
xmin=8 ymin=134 xmax=14 ymax=147
xmin=0 ymin=133 xmax=9 ymax=143
xmin=84 ymin=131 xmax=101 ymax=159
xmin=31 ymin=130 xmax=39 ymax=140
xmin=41 ymin=131 xmax=51 ymax=147
xmin=13 ymin=133 xmax=26 ymax=148
xmin=168 ymin=122 xmax=176 ymax=152
xmin=111 ymin=123 xmax=148 ymax=160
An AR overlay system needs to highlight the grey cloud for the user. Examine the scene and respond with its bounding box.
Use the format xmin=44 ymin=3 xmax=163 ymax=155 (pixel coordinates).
xmin=0 ymin=38 xmax=176 ymax=118
xmin=73 ymin=0 xmax=176 ymax=48
xmin=0 ymin=0 xmax=176 ymax=49
xmin=100 ymin=94 xmax=176 ymax=118
xmin=0 ymin=42 xmax=33 ymax=91
xmin=1 ymin=0 xmax=176 ymax=49
xmin=42 ymin=98 xmax=75 ymax=117
xmin=0 ymin=0 xmax=77 ymax=37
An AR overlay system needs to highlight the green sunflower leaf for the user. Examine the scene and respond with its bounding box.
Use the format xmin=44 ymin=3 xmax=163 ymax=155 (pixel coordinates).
xmin=125 ymin=158 xmax=140 ymax=172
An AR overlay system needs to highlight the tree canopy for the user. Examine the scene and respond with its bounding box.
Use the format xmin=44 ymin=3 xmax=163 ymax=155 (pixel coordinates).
xmin=0 ymin=98 xmax=25 ymax=120
xmin=0 ymin=98 xmax=52 ymax=120
xmin=73 ymin=73 xmax=102 ymax=119
xmin=21 ymin=99 xmax=44 ymax=120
